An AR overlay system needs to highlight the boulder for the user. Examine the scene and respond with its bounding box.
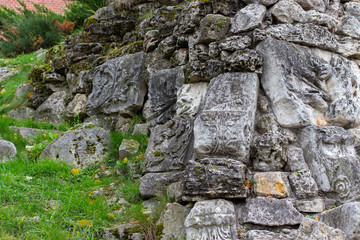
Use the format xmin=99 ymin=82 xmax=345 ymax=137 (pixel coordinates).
xmin=320 ymin=202 xmax=360 ymax=240
xmin=296 ymin=218 xmax=345 ymax=240
xmin=139 ymin=172 xmax=183 ymax=199
xmin=194 ymin=73 xmax=259 ymax=163
xmin=295 ymin=198 xmax=325 ymax=213
xmin=197 ymin=14 xmax=231 ymax=43
xmin=345 ymin=2 xmax=360 ymax=21
xmin=40 ymin=123 xmax=110 ymax=168
xmin=288 ymin=169 xmax=319 ymax=199
xmin=295 ymin=0 xmax=326 ymax=12
xmin=230 ymin=4 xmax=267 ymax=33
xmin=8 ymin=107 xmax=35 ymax=121
xmin=35 ymin=91 xmax=67 ymax=125
xmin=65 ymin=94 xmax=87 ymax=119
xmin=118 ymin=139 xmax=139 ymax=161
xmin=241 ymin=197 xmax=303 ymax=226
xmin=219 ymin=36 xmax=252 ymax=51
xmin=176 ymin=82 xmax=208 ymax=118
xmin=0 ymin=139 xmax=16 ymax=162
xmin=85 ymin=52 xmax=147 ymax=116
xmin=185 ymin=199 xmax=238 ymax=240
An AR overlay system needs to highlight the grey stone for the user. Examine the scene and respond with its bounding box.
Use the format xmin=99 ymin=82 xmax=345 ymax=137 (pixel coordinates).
xmin=337 ymin=37 xmax=360 ymax=59
xmin=158 ymin=35 xmax=177 ymax=58
xmin=143 ymin=116 xmax=193 ymax=173
xmin=299 ymin=126 xmax=360 ymax=202
xmin=8 ymin=127 xmax=62 ymax=139
xmin=257 ymin=38 xmax=360 ymax=128
xmin=345 ymin=2 xmax=360 ymax=21
xmin=241 ymin=197 xmax=303 ymax=226
xmin=171 ymin=48 xmax=188 ymax=66
xmin=245 ymin=229 xmax=298 ymax=240
xmin=8 ymin=107 xmax=35 ymax=121
xmin=139 ymin=172 xmax=183 ymax=199
xmin=183 ymin=158 xmax=248 ymax=201
xmin=212 ymin=0 xmax=241 ymax=16
xmin=271 ymin=0 xmax=308 ymax=24
xmin=156 ymin=203 xmax=190 ymax=240
xmin=185 ymin=199 xmax=238 ymax=240
xmin=176 ymin=82 xmax=208 ymax=117
xmin=144 ymin=67 xmax=184 ymax=126
xmin=0 ymin=67 xmax=18 ymax=83
xmin=295 ymin=0 xmax=326 ymax=12
xmin=288 ymin=169 xmax=318 ymax=199
xmin=85 ymin=52 xmax=147 ymax=116
xmin=306 ymin=10 xmax=339 ymax=31
xmin=132 ymin=124 xmax=149 ymax=136
xmin=295 ymin=198 xmax=325 ymax=213
xmin=15 ymin=83 xmax=33 ymax=98
xmin=35 ymin=91 xmax=67 ymax=125
xmin=230 ymin=4 xmax=267 ymax=33
xmin=65 ymin=94 xmax=87 ymax=119
xmin=166 ymin=182 xmax=183 ymax=203
xmin=194 ymin=73 xmax=259 ymax=163
xmin=67 ymin=70 xmax=92 ymax=94
xmin=118 ymin=139 xmax=140 ymax=161
xmin=187 ymin=59 xmax=225 ymax=83
xmin=40 ymin=123 xmax=110 ymax=169
xmin=219 ymin=36 xmax=252 ymax=52
xmin=320 ymin=202 xmax=360 ymax=240
xmin=285 ymin=146 xmax=309 ymax=172
xmin=221 ymin=49 xmax=263 ymax=72
xmin=296 ymin=218 xmax=345 ymax=240
xmin=197 ymin=14 xmax=231 ymax=43
xmin=44 ymin=73 xmax=65 ymax=83
xmin=0 ymin=139 xmax=16 ymax=162
xmin=337 ymin=16 xmax=360 ymax=39
xmin=103 ymin=224 xmax=143 ymax=240
xmin=144 ymin=30 xmax=160 ymax=52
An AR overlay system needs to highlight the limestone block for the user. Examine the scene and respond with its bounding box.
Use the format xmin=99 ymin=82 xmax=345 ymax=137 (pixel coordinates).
xmin=35 ymin=91 xmax=67 ymax=125
xmin=139 ymin=172 xmax=183 ymax=199
xmin=295 ymin=0 xmax=326 ymax=12
xmin=288 ymin=170 xmax=318 ymax=199
xmin=118 ymin=139 xmax=140 ymax=161
xmin=0 ymin=139 xmax=16 ymax=162
xmin=65 ymin=94 xmax=87 ymax=119
xmin=254 ymin=172 xmax=291 ymax=198
xmin=230 ymin=4 xmax=266 ymax=33
xmin=197 ymin=14 xmax=231 ymax=43
xmin=295 ymin=198 xmax=325 ymax=213
xmin=185 ymin=199 xmax=238 ymax=240
xmin=176 ymin=82 xmax=208 ymax=117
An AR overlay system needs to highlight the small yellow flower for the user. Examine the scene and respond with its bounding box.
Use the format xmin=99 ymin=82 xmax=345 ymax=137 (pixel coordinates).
xmin=0 ymin=89 xmax=6 ymax=94
xmin=1 ymin=114 xmax=8 ymax=119
xmin=79 ymin=185 xmax=83 ymax=188
xmin=123 ymin=157 xmax=128 ymax=163
xmin=86 ymin=220 xmax=92 ymax=227
xmin=43 ymin=134 xmax=46 ymax=138
xmin=89 ymin=200 xmax=93 ymax=204
xmin=107 ymin=213 xmax=115 ymax=218
xmin=94 ymin=180 xmax=101 ymax=184
xmin=10 ymin=178 xmax=13 ymax=181
xmin=4 ymin=59 xmax=9 ymax=64
xmin=72 ymin=168 xmax=80 ymax=175
xmin=14 ymin=135 xmax=18 ymax=141
xmin=78 ymin=219 xmax=87 ymax=226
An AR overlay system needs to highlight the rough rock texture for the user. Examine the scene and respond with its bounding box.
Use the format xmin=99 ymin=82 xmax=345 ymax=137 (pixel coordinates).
xmin=320 ymin=202 xmax=360 ymax=240
xmin=185 ymin=199 xmax=238 ymax=240
xmin=176 ymin=82 xmax=208 ymax=117
xmin=183 ymin=158 xmax=248 ymax=201
xmin=85 ymin=52 xmax=147 ymax=116
xmin=194 ymin=73 xmax=259 ymax=163
xmin=40 ymin=123 xmax=110 ymax=168
xmin=139 ymin=172 xmax=183 ymax=199
xmin=288 ymin=169 xmax=319 ymax=199
xmin=197 ymin=14 xmax=231 ymax=43
xmin=118 ymin=139 xmax=139 ymax=160
xmin=296 ymin=218 xmax=346 ymax=240
xmin=156 ymin=203 xmax=190 ymax=240
xmin=295 ymin=198 xmax=325 ymax=213
xmin=35 ymin=91 xmax=67 ymax=125
xmin=241 ymin=197 xmax=304 ymax=226
xmin=9 ymin=127 xmax=62 ymax=139
xmin=254 ymin=172 xmax=291 ymax=198
xmin=0 ymin=139 xmax=16 ymax=162
xmin=299 ymin=126 xmax=360 ymax=202
xmin=230 ymin=4 xmax=266 ymax=33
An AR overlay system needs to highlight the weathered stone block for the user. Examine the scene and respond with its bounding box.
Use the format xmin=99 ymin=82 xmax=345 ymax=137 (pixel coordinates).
xmin=295 ymin=198 xmax=325 ymax=213
xmin=183 ymin=158 xmax=248 ymax=201
xmin=288 ymin=169 xmax=318 ymax=199
xmin=176 ymin=82 xmax=208 ymax=118
xmin=139 ymin=172 xmax=183 ymax=199
xmin=197 ymin=14 xmax=231 ymax=43
xmin=185 ymin=199 xmax=238 ymax=240
xmin=230 ymin=4 xmax=266 ymax=33
xmin=0 ymin=139 xmax=16 ymax=162
xmin=254 ymin=172 xmax=291 ymax=198
xmin=118 ymin=139 xmax=139 ymax=161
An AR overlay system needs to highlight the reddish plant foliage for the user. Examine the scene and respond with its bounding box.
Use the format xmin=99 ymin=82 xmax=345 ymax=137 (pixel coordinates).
xmin=53 ymin=18 xmax=75 ymax=35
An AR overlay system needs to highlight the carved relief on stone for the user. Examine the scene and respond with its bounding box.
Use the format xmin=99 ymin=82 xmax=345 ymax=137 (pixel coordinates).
xmin=257 ymin=38 xmax=360 ymax=128
xmin=185 ymin=199 xmax=238 ymax=240
xmin=143 ymin=116 xmax=194 ymax=174
xmin=299 ymin=126 xmax=360 ymax=202
xmin=194 ymin=73 xmax=259 ymax=163
xmin=85 ymin=52 xmax=147 ymax=115
xmin=176 ymin=82 xmax=208 ymax=117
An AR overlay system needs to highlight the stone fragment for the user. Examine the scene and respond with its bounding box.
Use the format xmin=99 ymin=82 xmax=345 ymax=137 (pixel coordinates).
xmin=143 ymin=116 xmax=193 ymax=173
xmin=299 ymin=126 xmax=360 ymax=202
xmin=171 ymin=48 xmax=188 ymax=66
xmin=230 ymin=4 xmax=267 ymax=33
xmin=306 ymin=10 xmax=339 ymax=31
xmin=15 ymin=83 xmax=33 ymax=98
xmin=194 ymin=73 xmax=259 ymax=163
xmin=9 ymin=127 xmax=62 ymax=139
xmin=118 ymin=139 xmax=139 ymax=161
xmin=0 ymin=139 xmax=16 ymax=162
xmin=144 ymin=30 xmax=160 ymax=52
xmin=40 ymin=123 xmax=110 ymax=169
xmin=65 ymin=94 xmax=87 ymax=119
xmin=176 ymin=82 xmax=208 ymax=117
xmin=197 ymin=14 xmax=231 ymax=43
xmin=8 ymin=107 xmax=35 ymax=121
xmin=103 ymin=224 xmax=143 ymax=240
xmin=285 ymin=146 xmax=309 ymax=172
xmin=183 ymin=158 xmax=248 ymax=201
xmin=139 ymin=172 xmax=183 ymax=199
xmin=271 ymin=0 xmax=308 ymax=23
xmin=85 ymin=52 xmax=147 ymax=116
xmin=158 ymin=35 xmax=177 ymax=58
xmin=185 ymin=199 xmax=238 ymax=240
xmin=288 ymin=169 xmax=318 ymax=199
xmin=221 ymin=49 xmax=263 ymax=72
xmin=156 ymin=203 xmax=190 ymax=240
xmin=212 ymin=0 xmax=240 ymax=16
xmin=144 ymin=67 xmax=184 ymax=126
xmin=257 ymin=38 xmax=360 ymax=128
xmin=254 ymin=172 xmax=290 ymax=198
xmin=44 ymin=73 xmax=65 ymax=83
xmin=241 ymin=197 xmax=303 ymax=226
xmin=295 ymin=198 xmax=325 ymax=213
xmin=245 ymin=229 xmax=297 ymax=239
xmin=67 ymin=70 xmax=92 ymax=94
xmin=219 ymin=36 xmax=252 ymax=51
xmin=345 ymin=2 xmax=360 ymax=21
xmin=320 ymin=202 xmax=360 ymax=240
xmin=294 ymin=0 xmax=326 ymax=12
xmin=337 ymin=16 xmax=360 ymax=39
xmin=35 ymin=91 xmax=67 ymax=125
xmin=132 ymin=124 xmax=149 ymax=136
xmin=187 ymin=59 xmax=225 ymax=83
xmin=296 ymin=218 xmax=345 ymax=240
xmin=0 ymin=67 xmax=18 ymax=83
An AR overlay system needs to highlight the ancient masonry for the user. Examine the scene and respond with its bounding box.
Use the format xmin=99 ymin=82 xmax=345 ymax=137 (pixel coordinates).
xmin=6 ymin=0 xmax=360 ymax=239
